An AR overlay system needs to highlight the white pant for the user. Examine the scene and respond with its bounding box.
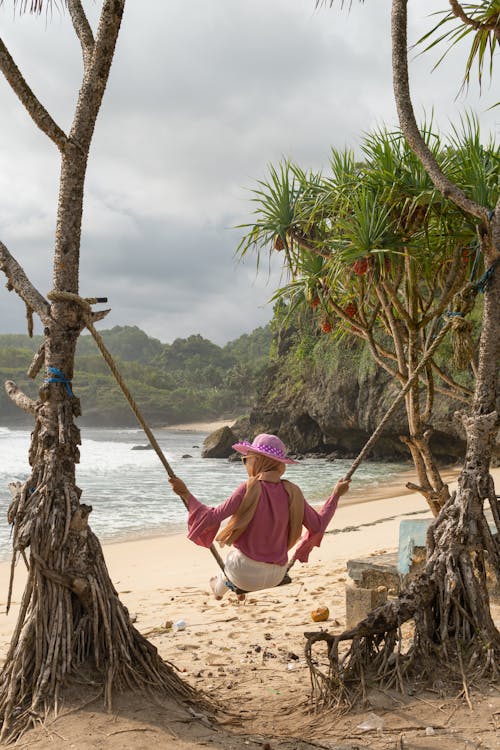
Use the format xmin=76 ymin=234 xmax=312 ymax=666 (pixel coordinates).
xmin=213 ymin=548 xmax=288 ymax=597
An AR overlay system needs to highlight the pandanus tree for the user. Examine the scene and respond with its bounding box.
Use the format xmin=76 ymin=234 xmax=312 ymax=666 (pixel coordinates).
xmin=0 ymin=1 xmax=193 ymax=742
xmin=296 ymin=0 xmax=499 ymax=707
xmin=240 ymin=107 xmax=499 ymax=698
xmin=239 ymin=122 xmax=498 ymax=517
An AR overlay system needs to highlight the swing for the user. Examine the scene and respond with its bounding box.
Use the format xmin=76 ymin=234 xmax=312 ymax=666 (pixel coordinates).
xmin=47 ymin=266 xmax=494 ymax=595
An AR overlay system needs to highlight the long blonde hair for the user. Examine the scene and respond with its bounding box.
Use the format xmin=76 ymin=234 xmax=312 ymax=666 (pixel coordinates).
xmin=216 ymin=453 xmax=305 ymax=549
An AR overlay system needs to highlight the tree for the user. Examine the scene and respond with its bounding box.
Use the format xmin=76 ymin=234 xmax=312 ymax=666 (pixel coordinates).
xmin=0 ymin=2 xmax=194 ymax=741
xmin=239 ymin=124 xmax=496 ymax=515
xmin=299 ymin=0 xmax=499 ymax=707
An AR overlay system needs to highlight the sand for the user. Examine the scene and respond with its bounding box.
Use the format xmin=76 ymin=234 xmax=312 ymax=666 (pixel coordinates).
xmin=0 ymin=468 xmax=499 ymax=749
xmin=163 ymin=419 xmax=235 ymax=432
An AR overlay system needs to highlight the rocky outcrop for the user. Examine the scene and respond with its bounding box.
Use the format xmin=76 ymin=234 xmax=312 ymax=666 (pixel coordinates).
xmin=230 ymin=339 xmax=481 ymax=463
xmin=202 ymin=426 xmax=237 ymax=458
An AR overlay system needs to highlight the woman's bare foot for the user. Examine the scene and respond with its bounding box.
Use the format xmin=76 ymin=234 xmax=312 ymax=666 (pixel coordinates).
xmin=209 ymin=576 xmax=223 ymax=601
xmin=237 ymin=593 xmax=246 ymax=602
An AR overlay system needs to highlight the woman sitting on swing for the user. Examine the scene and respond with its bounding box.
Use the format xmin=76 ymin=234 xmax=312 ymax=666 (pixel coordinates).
xmin=169 ymin=433 xmax=350 ymax=600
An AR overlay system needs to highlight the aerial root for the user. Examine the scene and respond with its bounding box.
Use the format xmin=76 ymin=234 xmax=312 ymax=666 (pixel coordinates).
xmin=304 ymin=559 xmax=500 ymax=711
xmin=0 ymin=515 xmax=202 ymax=744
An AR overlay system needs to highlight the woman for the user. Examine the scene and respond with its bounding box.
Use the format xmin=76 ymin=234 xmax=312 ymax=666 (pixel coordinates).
xmin=169 ymin=433 xmax=350 ymax=599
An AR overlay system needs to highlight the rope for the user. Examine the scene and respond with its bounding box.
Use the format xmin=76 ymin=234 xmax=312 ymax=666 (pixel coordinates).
xmin=48 ymin=262 xmax=497 ymax=582
xmin=475 ymin=258 xmax=500 ymax=294
xmin=46 ymin=290 xmax=226 ymax=572
xmin=46 ymin=290 xmax=455 ymax=580
xmin=342 ymin=261 xmax=500 ymax=482
xmin=44 ymin=366 xmax=73 ymax=397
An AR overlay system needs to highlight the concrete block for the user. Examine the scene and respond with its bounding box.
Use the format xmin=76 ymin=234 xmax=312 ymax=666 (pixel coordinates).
xmin=346 ymin=552 xmax=400 ymax=592
xmin=345 ymin=584 xmax=388 ymax=629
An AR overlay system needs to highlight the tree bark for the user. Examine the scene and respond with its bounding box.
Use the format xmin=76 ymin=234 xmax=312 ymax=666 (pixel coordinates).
xmin=0 ymin=243 xmax=51 ymax=324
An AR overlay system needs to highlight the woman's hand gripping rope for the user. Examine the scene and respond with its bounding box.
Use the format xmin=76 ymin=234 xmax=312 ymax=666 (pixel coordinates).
xmin=168 ymin=476 xmax=190 ymax=502
xmin=333 ymin=478 xmax=351 ymax=498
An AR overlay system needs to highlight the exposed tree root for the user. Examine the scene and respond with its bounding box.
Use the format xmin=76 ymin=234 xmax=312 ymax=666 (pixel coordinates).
xmin=305 ymin=466 xmax=500 ymax=711
xmin=0 ymin=508 xmax=201 ymax=743
xmin=0 ymin=395 xmax=203 ymax=744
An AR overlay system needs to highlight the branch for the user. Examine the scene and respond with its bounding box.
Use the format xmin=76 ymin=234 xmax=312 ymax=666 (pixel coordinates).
xmin=367 ymin=299 xmax=382 ymax=329
xmin=380 ymin=278 xmax=413 ymax=327
xmin=0 ymin=38 xmax=68 ymax=151
xmin=92 ymin=307 xmax=111 ymax=323
xmin=68 ymin=0 xmax=95 ymax=69
xmin=431 ymin=360 xmax=474 ymax=399
xmin=418 ymin=273 xmax=437 ymax=316
xmin=422 ymin=247 xmax=467 ymax=328
xmin=421 ymin=362 xmax=434 ymax=423
xmin=0 ymin=242 xmax=51 ymax=324
xmin=365 ymin=330 xmax=402 ymax=381
xmin=27 ymin=343 xmax=45 ymax=380
xmin=328 ymin=296 xmax=365 ymax=331
xmin=374 ymin=283 xmax=408 ymax=375
xmin=449 ymin=1 xmax=498 ymax=32
xmin=434 ymin=382 xmax=470 ymax=405
xmin=391 ymin=0 xmax=488 ymax=222
xmin=328 ymin=291 xmax=401 ymax=377
xmin=449 ymin=1 xmax=480 ymax=28
xmin=70 ymin=0 xmax=125 ymax=150
xmin=289 ymin=230 xmax=332 ymax=259
xmin=5 ymin=381 xmax=36 ymax=415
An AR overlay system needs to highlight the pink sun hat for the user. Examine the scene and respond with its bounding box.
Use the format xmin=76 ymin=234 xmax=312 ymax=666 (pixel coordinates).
xmin=232 ymin=433 xmax=298 ymax=465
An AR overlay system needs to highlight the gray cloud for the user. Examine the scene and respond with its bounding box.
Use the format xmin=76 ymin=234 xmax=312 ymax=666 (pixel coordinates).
xmin=0 ymin=0 xmax=498 ymax=345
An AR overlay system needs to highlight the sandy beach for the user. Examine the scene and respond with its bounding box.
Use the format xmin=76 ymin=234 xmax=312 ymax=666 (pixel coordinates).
xmin=0 ymin=468 xmax=498 ymax=749
xmin=163 ymin=419 xmax=235 ymax=432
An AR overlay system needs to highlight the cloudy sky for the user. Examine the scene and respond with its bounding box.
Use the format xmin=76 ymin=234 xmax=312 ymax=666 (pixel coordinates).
xmin=0 ymin=0 xmax=498 ymax=345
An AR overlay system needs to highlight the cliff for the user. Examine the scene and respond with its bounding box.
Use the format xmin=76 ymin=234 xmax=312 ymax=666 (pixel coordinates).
xmin=233 ymin=334 xmax=474 ymax=463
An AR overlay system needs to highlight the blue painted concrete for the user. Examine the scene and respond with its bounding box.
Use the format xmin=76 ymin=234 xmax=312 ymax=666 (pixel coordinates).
xmin=397 ymin=515 xmax=497 ymax=574
xmin=397 ymin=519 xmax=431 ymax=574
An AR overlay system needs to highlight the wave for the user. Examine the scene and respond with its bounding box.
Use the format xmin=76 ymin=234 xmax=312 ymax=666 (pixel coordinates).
xmin=0 ymin=426 xmax=411 ymax=563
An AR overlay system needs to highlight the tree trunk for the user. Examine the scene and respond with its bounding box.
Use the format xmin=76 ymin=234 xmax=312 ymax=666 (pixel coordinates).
xmin=0 ymin=2 xmax=199 ymax=742
xmin=304 ymin=0 xmax=500 ymax=707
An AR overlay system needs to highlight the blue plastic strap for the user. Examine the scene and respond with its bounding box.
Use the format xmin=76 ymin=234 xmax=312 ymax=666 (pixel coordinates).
xmin=44 ymin=367 xmax=73 ymax=397
xmin=475 ymin=259 xmax=499 ymax=294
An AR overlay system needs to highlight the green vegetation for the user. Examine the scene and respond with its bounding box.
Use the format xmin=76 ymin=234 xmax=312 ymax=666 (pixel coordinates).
xmin=0 ymin=325 xmax=273 ymax=426
xmin=0 ymin=315 xmax=381 ymax=429
xmin=238 ymin=122 xmax=496 ymax=510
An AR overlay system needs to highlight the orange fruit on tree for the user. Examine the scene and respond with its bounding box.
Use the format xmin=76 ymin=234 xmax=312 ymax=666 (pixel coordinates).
xmin=353 ymin=257 xmax=369 ymax=275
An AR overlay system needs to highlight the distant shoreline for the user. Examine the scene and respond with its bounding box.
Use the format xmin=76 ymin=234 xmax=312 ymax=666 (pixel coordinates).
xmin=161 ymin=419 xmax=235 ymax=433
xmin=1 ymin=419 xmax=236 ymax=433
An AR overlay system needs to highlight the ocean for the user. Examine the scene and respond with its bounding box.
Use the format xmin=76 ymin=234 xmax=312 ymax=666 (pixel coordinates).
xmin=0 ymin=426 xmax=409 ymax=561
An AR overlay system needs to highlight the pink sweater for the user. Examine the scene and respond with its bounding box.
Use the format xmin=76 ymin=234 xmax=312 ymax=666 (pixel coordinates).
xmin=186 ymin=480 xmax=340 ymax=566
